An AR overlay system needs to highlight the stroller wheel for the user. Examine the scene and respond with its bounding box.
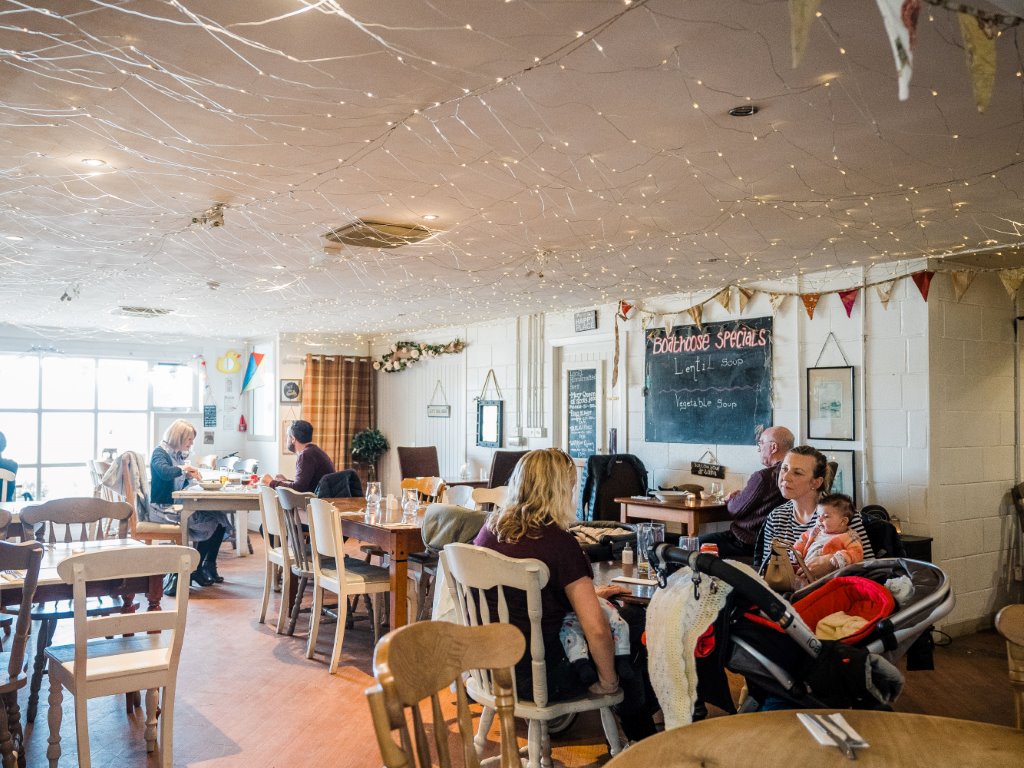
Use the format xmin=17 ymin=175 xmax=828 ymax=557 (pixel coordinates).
xmin=546 ymin=713 xmax=577 ymax=734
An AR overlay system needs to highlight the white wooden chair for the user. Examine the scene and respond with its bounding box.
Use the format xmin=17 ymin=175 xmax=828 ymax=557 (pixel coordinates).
xmin=258 ymin=485 xmax=291 ymax=634
xmin=471 ymin=486 xmax=508 ymax=511
xmin=44 ymin=545 xmax=199 ymax=768
xmin=445 ymin=485 xmax=476 ymax=509
xmin=308 ymin=498 xmax=390 ymax=672
xmin=366 ymin=621 xmax=525 ymax=768
xmin=0 ymin=467 xmax=14 ymax=504
xmin=440 ymin=543 xmax=623 ymax=768
xmin=400 ymin=476 xmax=446 ymax=504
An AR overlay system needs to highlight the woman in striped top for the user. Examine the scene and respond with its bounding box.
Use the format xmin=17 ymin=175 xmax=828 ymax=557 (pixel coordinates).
xmin=759 ymin=445 xmax=874 ymax=568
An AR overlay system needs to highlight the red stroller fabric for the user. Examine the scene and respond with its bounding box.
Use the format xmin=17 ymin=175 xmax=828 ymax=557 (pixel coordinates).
xmin=745 ymin=576 xmax=895 ymax=645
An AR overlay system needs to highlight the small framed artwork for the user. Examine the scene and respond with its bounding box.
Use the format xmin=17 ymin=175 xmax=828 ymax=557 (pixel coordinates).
xmin=281 ymin=420 xmax=294 ymax=455
xmin=476 ymin=400 xmax=504 ymax=448
xmin=280 ymin=379 xmax=302 ymax=404
xmin=825 ymin=449 xmax=856 ymax=505
xmin=807 ymin=366 xmax=855 ymax=441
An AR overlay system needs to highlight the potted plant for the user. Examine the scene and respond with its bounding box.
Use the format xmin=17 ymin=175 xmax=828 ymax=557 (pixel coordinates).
xmin=351 ymin=428 xmax=389 ymax=481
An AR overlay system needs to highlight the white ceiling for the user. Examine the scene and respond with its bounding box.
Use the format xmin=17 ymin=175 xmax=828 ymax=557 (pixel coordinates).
xmin=2 ymin=0 xmax=1024 ymax=340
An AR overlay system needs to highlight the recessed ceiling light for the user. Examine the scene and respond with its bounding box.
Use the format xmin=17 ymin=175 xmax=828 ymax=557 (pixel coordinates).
xmin=4 ymin=235 xmax=23 ymax=241
xmin=728 ymin=105 xmax=759 ymax=117
xmin=422 ymin=214 xmax=438 ymax=221
xmin=81 ymin=158 xmax=106 ymax=166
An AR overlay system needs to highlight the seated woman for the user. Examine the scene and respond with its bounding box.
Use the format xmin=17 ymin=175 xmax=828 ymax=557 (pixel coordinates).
xmin=759 ymin=446 xmax=874 ymax=568
xmin=473 ymin=447 xmax=656 ymax=742
xmin=791 ymin=493 xmax=864 ymax=587
xmin=150 ymin=419 xmax=232 ymax=595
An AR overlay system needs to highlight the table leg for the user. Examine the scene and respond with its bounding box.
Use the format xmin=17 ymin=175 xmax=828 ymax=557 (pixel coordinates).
xmin=235 ymin=510 xmax=248 ymax=557
xmin=389 ymin=556 xmax=409 ymax=630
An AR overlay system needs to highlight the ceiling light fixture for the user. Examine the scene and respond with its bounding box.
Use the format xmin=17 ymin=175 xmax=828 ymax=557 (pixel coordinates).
xmin=81 ymin=158 xmax=106 ymax=166
xmin=322 ymin=219 xmax=434 ymax=249
xmin=728 ymin=105 xmax=759 ymax=117
xmin=422 ymin=214 xmax=438 ymax=220
xmin=4 ymin=235 xmax=23 ymax=241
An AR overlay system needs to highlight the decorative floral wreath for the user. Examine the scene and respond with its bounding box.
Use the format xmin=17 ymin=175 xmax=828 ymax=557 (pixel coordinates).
xmin=373 ymin=338 xmax=466 ymax=372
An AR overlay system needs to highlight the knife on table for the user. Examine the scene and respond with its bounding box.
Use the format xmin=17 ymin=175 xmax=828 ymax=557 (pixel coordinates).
xmin=811 ymin=713 xmax=858 ymax=760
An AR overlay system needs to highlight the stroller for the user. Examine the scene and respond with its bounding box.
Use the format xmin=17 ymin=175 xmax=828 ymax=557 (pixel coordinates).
xmin=648 ymin=545 xmax=954 ymax=712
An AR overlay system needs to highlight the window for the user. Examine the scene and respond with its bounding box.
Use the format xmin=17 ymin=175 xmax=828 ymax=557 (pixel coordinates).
xmin=0 ymin=353 xmax=196 ymax=501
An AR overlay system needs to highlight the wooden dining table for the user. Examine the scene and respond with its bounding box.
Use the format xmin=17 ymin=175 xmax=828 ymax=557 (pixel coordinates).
xmin=172 ymin=485 xmax=261 ymax=556
xmin=615 ymin=494 xmax=730 ymax=535
xmin=603 ymin=709 xmax=1024 ymax=767
xmin=319 ymin=497 xmax=425 ymax=629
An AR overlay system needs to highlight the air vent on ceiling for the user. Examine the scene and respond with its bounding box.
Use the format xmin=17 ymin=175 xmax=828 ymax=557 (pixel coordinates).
xmin=322 ymin=219 xmax=434 ymax=249
xmin=117 ymin=306 xmax=174 ymax=318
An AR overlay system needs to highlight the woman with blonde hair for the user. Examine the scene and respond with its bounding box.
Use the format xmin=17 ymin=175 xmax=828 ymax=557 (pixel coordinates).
xmin=473 ymin=448 xmax=656 ymax=742
xmin=150 ymin=419 xmax=232 ymax=594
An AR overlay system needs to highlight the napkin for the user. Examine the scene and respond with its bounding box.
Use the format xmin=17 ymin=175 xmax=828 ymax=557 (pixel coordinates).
xmin=797 ymin=713 xmax=868 ymax=748
xmin=611 ymin=575 xmax=658 ymax=586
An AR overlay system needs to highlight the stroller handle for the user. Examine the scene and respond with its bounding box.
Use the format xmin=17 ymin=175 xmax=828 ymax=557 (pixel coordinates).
xmin=650 ymin=543 xmax=793 ymax=624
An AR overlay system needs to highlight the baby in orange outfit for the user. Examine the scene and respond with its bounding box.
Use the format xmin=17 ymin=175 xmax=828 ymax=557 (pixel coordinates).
xmin=793 ymin=493 xmax=864 ymax=586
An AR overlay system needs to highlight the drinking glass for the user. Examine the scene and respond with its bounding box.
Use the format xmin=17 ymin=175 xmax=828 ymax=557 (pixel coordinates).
xmin=636 ymin=522 xmax=666 ymax=579
xmin=709 ymin=481 xmax=723 ymax=501
xmin=401 ymin=488 xmax=419 ymax=523
xmin=365 ymin=481 xmax=382 ymax=521
xmin=679 ymin=536 xmax=700 ymax=553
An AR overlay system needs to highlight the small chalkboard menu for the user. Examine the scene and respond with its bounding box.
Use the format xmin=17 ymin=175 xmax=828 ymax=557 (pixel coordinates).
xmin=567 ymin=367 xmax=599 ymax=459
xmin=644 ymin=316 xmax=773 ymax=445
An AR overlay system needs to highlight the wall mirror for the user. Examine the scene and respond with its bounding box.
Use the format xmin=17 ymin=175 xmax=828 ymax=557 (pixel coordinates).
xmin=476 ymin=399 xmax=503 ymax=447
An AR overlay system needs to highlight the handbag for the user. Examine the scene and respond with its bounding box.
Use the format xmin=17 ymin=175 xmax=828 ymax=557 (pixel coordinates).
xmin=763 ymin=539 xmax=811 ymax=592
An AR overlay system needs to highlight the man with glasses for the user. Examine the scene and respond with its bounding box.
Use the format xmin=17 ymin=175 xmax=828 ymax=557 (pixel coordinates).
xmin=697 ymin=425 xmax=795 ymax=558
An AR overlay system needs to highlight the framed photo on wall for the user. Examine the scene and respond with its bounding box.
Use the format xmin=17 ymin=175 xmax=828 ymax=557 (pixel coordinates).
xmin=807 ymin=366 xmax=855 ymax=440
xmin=280 ymin=378 xmax=302 ymax=404
xmin=476 ymin=400 xmax=503 ymax=448
xmin=825 ymin=449 xmax=856 ymax=505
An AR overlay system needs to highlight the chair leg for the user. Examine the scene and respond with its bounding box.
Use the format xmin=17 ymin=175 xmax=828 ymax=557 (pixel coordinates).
xmin=329 ymin=592 xmax=348 ymax=675
xmin=0 ymin=694 xmax=14 ymax=768
xmin=599 ymin=706 xmax=622 ymax=755
xmin=370 ymin=594 xmax=382 ymax=646
xmin=276 ymin=567 xmax=291 ymax=635
xmin=259 ymin=558 xmax=273 ymax=625
xmin=27 ymin=619 xmax=57 ymax=724
xmin=73 ymin=689 xmax=90 ymax=768
xmin=287 ymin=576 xmax=307 ymax=636
xmin=160 ymin=683 xmax=176 ymax=768
xmin=526 ymin=719 xmax=542 ymax=768
xmin=306 ymin=585 xmax=323 ymax=659
xmin=45 ymin=670 xmax=62 ymax=768
xmin=416 ymin=568 xmax=436 ymax=622
xmin=144 ymin=689 xmax=158 ymax=753
xmin=474 ymin=706 xmax=496 ymax=753
xmin=540 ymin=720 xmax=552 ymax=768
xmin=3 ymin=691 xmax=25 ymax=768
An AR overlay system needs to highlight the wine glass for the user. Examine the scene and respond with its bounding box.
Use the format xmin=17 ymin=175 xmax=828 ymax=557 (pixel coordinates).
xmin=401 ymin=488 xmax=419 ymax=523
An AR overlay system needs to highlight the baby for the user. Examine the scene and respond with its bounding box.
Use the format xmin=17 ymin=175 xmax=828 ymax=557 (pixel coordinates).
xmin=793 ymin=493 xmax=864 ymax=586
xmin=559 ymin=597 xmax=631 ymax=690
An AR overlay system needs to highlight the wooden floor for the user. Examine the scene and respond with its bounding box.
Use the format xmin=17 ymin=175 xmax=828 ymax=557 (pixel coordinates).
xmin=19 ymin=538 xmax=1019 ymax=767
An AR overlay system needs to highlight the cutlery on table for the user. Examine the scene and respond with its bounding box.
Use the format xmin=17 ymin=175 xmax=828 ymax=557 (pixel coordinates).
xmin=810 ymin=713 xmax=858 ymax=760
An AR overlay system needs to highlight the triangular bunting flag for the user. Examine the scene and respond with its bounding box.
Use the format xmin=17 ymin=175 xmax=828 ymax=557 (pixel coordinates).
xmin=714 ymin=288 xmax=731 ymax=311
xmin=617 ymin=300 xmax=634 ymax=321
xmin=950 ymin=270 xmax=976 ymax=302
xmin=838 ymin=289 xmax=859 ymax=318
xmin=687 ymin=304 xmax=703 ymax=330
xmin=875 ymin=0 xmax=920 ymax=101
xmin=911 ymin=271 xmax=934 ymax=302
xmin=1000 ymin=267 xmax=1024 ymax=299
xmin=663 ymin=314 xmax=675 ymax=338
xmin=959 ymin=13 xmax=998 ymax=113
xmin=240 ymin=352 xmax=265 ymax=393
xmin=769 ymin=293 xmax=787 ymax=313
xmin=801 ymin=293 xmax=821 ymax=320
xmin=789 ymin=0 xmax=822 ymax=67
xmin=738 ymin=286 xmax=754 ymax=313
xmin=875 ymin=280 xmax=896 ymax=309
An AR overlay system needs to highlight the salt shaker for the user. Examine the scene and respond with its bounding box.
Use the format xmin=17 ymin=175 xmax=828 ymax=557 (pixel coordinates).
xmin=622 ymin=543 xmax=634 ymax=566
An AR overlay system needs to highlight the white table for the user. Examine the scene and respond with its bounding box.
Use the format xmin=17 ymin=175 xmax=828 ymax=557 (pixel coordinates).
xmin=172 ymin=486 xmax=261 ymax=556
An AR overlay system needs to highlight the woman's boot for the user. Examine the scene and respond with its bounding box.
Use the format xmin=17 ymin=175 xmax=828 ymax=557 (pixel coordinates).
xmin=200 ymin=525 xmax=226 ymax=584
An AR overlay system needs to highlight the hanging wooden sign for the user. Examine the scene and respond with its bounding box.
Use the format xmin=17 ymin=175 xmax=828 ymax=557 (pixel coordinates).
xmin=691 ymin=461 xmax=725 ymax=479
xmin=427 ymin=380 xmax=451 ymax=418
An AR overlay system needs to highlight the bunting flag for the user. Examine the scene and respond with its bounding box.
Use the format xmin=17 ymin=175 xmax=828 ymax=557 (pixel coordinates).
xmin=617 ymin=299 xmax=634 ymax=321
xmin=801 ymin=293 xmax=821 ymax=319
xmin=838 ymin=289 xmax=859 ymax=318
xmin=714 ymin=287 xmax=731 ymax=311
xmin=687 ymin=304 xmax=704 ymax=330
xmin=663 ymin=314 xmax=676 ymax=338
xmin=951 ymin=270 xmax=976 ymax=302
xmin=738 ymin=286 xmax=754 ymax=313
xmin=1000 ymin=267 xmax=1024 ymax=299
xmin=769 ymin=292 xmax=787 ymax=313
xmin=911 ymin=270 xmax=934 ymax=302
xmin=959 ymin=13 xmax=998 ymax=112
xmin=875 ymin=0 xmax=920 ymax=101
xmin=875 ymin=280 xmax=896 ymax=309
xmin=240 ymin=352 xmax=265 ymax=393
xmin=789 ymin=0 xmax=822 ymax=67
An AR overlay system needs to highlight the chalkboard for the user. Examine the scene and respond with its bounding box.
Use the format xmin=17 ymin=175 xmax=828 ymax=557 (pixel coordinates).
xmin=567 ymin=367 xmax=598 ymax=459
xmin=644 ymin=316 xmax=773 ymax=445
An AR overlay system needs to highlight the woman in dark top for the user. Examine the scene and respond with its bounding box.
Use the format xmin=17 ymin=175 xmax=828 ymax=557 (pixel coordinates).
xmin=150 ymin=419 xmax=232 ymax=593
xmin=473 ymin=447 xmax=656 ymax=742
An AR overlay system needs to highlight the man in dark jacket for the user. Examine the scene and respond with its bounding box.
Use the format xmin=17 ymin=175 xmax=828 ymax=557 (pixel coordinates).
xmin=698 ymin=425 xmax=794 ymax=558
xmin=261 ymin=420 xmax=335 ymax=493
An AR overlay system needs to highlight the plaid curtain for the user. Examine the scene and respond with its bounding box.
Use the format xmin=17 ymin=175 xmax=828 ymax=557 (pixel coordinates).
xmin=301 ymin=355 xmax=376 ymax=474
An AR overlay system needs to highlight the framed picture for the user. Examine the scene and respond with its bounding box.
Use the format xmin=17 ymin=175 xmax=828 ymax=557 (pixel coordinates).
xmin=807 ymin=366 xmax=855 ymax=440
xmin=476 ymin=399 xmax=503 ymax=448
xmin=280 ymin=379 xmax=302 ymax=404
xmin=825 ymin=449 xmax=856 ymax=505
xmin=281 ymin=420 xmax=294 ymax=455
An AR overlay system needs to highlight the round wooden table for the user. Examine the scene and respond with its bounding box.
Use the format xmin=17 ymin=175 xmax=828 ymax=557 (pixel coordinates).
xmin=605 ymin=710 xmax=1024 ymax=767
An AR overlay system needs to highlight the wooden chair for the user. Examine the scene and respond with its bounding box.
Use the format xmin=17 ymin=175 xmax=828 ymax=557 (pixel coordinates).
xmin=440 ymin=543 xmax=623 ymax=768
xmin=995 ymin=603 xmax=1024 ymax=729
xmin=19 ymin=498 xmax=135 ymax=725
xmin=0 ymin=540 xmax=43 ymax=768
xmin=396 ymin=447 xmax=440 ymax=480
xmin=400 ymin=477 xmax=445 ymax=504
xmin=103 ymin=452 xmax=183 ymax=547
xmin=445 ymin=485 xmax=476 ymax=509
xmin=257 ymin=485 xmax=291 ymax=634
xmin=308 ymin=499 xmax=389 ymax=672
xmin=275 ymin=488 xmax=317 ymax=636
xmin=471 ymin=486 xmax=508 ymax=512
xmin=487 ymin=450 xmax=528 ymax=489
xmin=365 ymin=621 xmax=524 ymax=768
xmin=44 ymin=545 xmax=198 ymax=768
xmin=0 ymin=469 xmax=14 ymax=506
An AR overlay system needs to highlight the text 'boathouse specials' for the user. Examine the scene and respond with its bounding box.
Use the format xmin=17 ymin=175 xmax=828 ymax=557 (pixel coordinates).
xmin=644 ymin=316 xmax=773 ymax=445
